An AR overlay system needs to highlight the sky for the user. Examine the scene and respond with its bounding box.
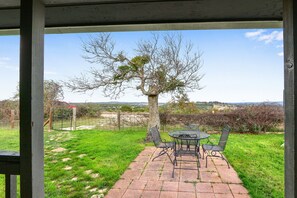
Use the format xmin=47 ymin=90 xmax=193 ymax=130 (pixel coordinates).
xmin=0 ymin=29 xmax=284 ymax=103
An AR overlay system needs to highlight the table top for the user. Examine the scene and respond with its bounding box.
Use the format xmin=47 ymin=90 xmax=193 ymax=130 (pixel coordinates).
xmin=168 ymin=130 xmax=210 ymax=140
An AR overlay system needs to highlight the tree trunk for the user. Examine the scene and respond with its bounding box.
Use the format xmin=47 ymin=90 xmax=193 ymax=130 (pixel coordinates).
xmin=147 ymin=95 xmax=160 ymax=141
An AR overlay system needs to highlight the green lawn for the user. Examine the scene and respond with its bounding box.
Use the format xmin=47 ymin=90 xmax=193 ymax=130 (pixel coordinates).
xmin=0 ymin=129 xmax=284 ymax=198
xmin=224 ymin=133 xmax=284 ymax=198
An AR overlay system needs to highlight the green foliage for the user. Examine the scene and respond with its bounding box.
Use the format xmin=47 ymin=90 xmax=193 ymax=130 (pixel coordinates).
xmin=160 ymin=93 xmax=200 ymax=115
xmin=53 ymin=108 xmax=72 ymax=121
xmin=120 ymin=105 xmax=133 ymax=112
xmin=76 ymin=103 xmax=101 ymax=118
xmin=130 ymin=55 xmax=150 ymax=68
xmin=113 ymin=55 xmax=149 ymax=81
xmin=164 ymin=79 xmax=185 ymax=92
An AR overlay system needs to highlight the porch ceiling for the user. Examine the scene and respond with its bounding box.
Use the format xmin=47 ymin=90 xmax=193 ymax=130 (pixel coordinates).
xmin=0 ymin=0 xmax=283 ymax=34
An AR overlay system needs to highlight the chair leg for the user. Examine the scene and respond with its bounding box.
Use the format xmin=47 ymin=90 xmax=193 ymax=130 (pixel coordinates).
xmin=166 ymin=151 xmax=173 ymax=164
xmin=219 ymin=152 xmax=230 ymax=169
xmin=202 ymin=148 xmax=205 ymax=160
xmin=196 ymin=155 xmax=200 ymax=179
xmin=205 ymin=154 xmax=209 ymax=168
xmin=153 ymin=148 xmax=174 ymax=164
xmin=152 ymin=149 xmax=166 ymax=161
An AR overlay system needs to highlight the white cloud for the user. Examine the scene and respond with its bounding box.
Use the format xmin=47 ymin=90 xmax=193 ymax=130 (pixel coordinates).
xmin=258 ymin=31 xmax=283 ymax=44
xmin=276 ymin=44 xmax=284 ymax=48
xmin=244 ymin=29 xmax=266 ymax=39
xmin=277 ymin=52 xmax=284 ymax=57
xmin=245 ymin=30 xmax=283 ymax=44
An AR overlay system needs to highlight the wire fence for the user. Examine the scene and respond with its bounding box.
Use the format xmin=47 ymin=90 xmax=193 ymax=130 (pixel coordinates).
xmin=0 ymin=108 xmax=150 ymax=132
xmin=0 ymin=119 xmax=19 ymax=130
xmin=0 ymin=104 xmax=285 ymax=133
xmin=52 ymin=110 xmax=149 ymax=131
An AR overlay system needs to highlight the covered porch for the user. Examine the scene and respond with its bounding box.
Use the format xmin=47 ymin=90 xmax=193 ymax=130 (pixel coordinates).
xmin=0 ymin=0 xmax=295 ymax=197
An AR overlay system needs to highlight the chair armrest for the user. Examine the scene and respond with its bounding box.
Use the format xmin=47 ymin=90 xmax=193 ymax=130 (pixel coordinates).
xmin=205 ymin=137 xmax=217 ymax=145
xmin=162 ymin=139 xmax=175 ymax=148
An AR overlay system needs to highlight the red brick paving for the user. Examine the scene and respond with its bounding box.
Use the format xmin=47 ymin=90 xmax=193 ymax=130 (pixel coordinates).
xmin=212 ymin=183 xmax=232 ymax=194
xmin=196 ymin=183 xmax=213 ymax=193
xmin=162 ymin=181 xmax=179 ymax=191
xmin=197 ymin=192 xmax=216 ymax=198
xmin=229 ymin=184 xmax=249 ymax=194
xmin=105 ymin=147 xmax=250 ymax=198
xmin=142 ymin=190 xmax=161 ymax=198
xmin=178 ymin=192 xmax=196 ymax=198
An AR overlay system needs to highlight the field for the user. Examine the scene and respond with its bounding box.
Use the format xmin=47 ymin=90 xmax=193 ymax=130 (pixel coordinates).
xmin=0 ymin=129 xmax=284 ymax=198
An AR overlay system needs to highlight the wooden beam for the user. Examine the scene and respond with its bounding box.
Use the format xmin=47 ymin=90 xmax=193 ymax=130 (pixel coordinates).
xmin=284 ymin=0 xmax=297 ymax=197
xmin=0 ymin=0 xmax=283 ymax=32
xmin=19 ymin=0 xmax=45 ymax=197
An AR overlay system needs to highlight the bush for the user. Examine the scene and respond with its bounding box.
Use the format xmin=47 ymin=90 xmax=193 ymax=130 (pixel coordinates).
xmin=76 ymin=103 xmax=101 ymax=118
xmin=160 ymin=104 xmax=284 ymax=133
xmin=120 ymin=105 xmax=133 ymax=112
xmin=53 ymin=108 xmax=72 ymax=120
xmin=229 ymin=105 xmax=284 ymax=132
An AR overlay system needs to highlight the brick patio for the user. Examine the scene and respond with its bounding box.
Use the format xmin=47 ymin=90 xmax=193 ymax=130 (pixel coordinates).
xmin=105 ymin=147 xmax=250 ymax=198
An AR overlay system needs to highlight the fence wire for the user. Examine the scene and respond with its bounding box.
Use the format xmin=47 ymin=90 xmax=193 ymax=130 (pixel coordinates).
xmin=52 ymin=108 xmax=149 ymax=131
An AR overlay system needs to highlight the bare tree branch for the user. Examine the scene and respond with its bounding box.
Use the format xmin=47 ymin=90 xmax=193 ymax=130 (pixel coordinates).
xmin=66 ymin=32 xmax=204 ymax=99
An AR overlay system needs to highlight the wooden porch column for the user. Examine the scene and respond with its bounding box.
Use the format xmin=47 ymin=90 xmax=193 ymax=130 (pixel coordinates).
xmin=284 ymin=0 xmax=297 ymax=197
xmin=19 ymin=0 xmax=45 ymax=197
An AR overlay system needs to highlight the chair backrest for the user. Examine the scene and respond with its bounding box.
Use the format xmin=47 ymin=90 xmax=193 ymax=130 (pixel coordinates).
xmin=149 ymin=126 xmax=162 ymax=147
xmin=185 ymin=124 xmax=199 ymax=130
xmin=218 ymin=125 xmax=231 ymax=150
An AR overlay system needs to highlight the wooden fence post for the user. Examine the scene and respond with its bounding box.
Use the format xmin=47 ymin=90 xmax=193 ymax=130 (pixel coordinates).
xmin=72 ymin=107 xmax=76 ymax=131
xmin=48 ymin=107 xmax=53 ymax=132
xmin=117 ymin=111 xmax=121 ymax=130
xmin=10 ymin=110 xmax=15 ymax=129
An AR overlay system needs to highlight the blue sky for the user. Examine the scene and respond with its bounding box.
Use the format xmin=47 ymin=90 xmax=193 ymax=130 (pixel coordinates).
xmin=0 ymin=29 xmax=283 ymax=103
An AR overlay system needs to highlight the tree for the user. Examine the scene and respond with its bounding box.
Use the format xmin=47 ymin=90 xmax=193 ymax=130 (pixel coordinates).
xmin=66 ymin=33 xmax=203 ymax=140
xmin=44 ymin=80 xmax=64 ymax=116
xmin=13 ymin=79 xmax=64 ymax=115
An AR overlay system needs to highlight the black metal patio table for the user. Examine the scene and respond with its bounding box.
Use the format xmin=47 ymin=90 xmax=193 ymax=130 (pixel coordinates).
xmin=168 ymin=130 xmax=210 ymax=178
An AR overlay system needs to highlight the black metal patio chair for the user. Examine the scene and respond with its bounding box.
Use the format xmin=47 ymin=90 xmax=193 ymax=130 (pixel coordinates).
xmin=184 ymin=123 xmax=199 ymax=130
xmin=183 ymin=124 xmax=202 ymax=156
xmin=150 ymin=126 xmax=175 ymax=164
xmin=202 ymin=125 xmax=231 ymax=168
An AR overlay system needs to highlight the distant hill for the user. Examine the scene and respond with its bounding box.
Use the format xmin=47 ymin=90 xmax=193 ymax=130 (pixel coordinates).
xmin=72 ymin=101 xmax=149 ymax=106
xmin=70 ymin=101 xmax=283 ymax=107
xmin=228 ymin=101 xmax=283 ymax=106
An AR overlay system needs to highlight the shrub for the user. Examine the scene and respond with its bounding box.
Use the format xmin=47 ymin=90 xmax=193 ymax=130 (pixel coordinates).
xmin=76 ymin=103 xmax=101 ymax=118
xmin=53 ymin=108 xmax=72 ymax=120
xmin=120 ymin=105 xmax=133 ymax=112
xmin=228 ymin=104 xmax=284 ymax=132
xmin=160 ymin=104 xmax=284 ymax=133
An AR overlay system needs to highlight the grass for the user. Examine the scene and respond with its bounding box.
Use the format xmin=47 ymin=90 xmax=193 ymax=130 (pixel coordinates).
xmin=0 ymin=128 xmax=284 ymax=198
xmin=224 ymin=133 xmax=284 ymax=198
xmin=0 ymin=128 xmax=19 ymax=151
xmin=0 ymin=128 xmax=147 ymax=197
